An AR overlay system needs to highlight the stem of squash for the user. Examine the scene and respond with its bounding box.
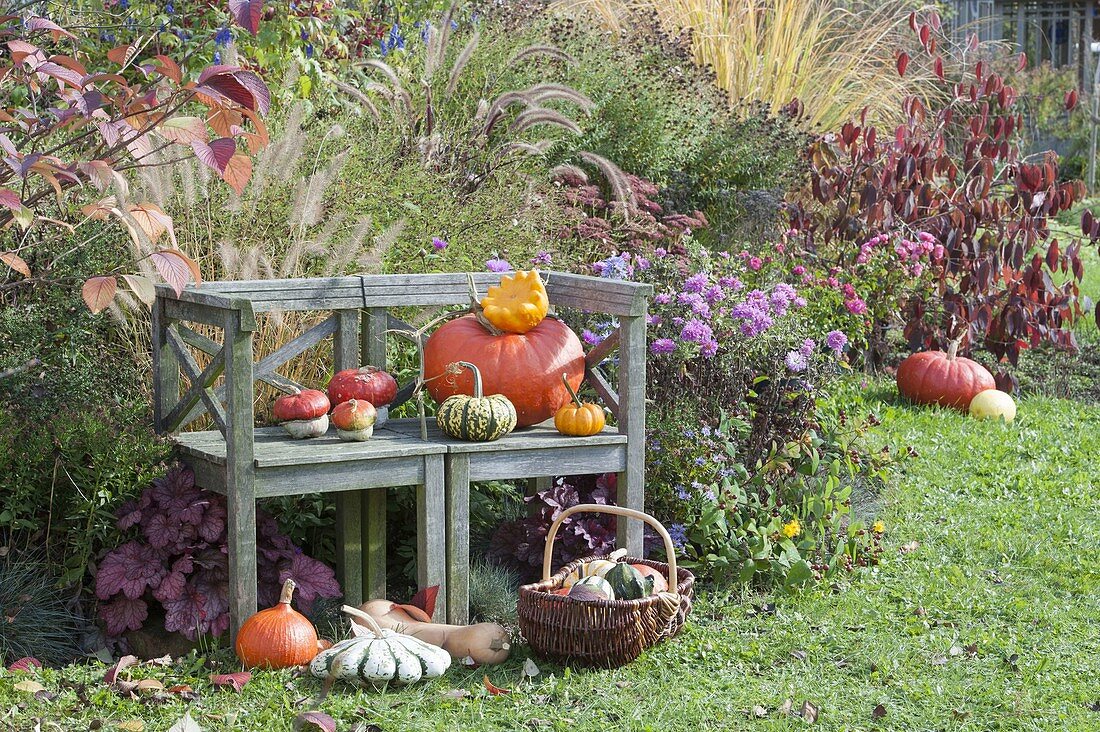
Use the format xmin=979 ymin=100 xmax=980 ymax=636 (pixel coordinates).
xmin=341 ymin=604 xmax=386 ymax=637
xmin=946 ymin=337 xmax=961 ymax=360
xmin=455 ymin=361 xmax=483 ymax=398
xmin=279 ymin=578 xmax=297 ymax=605
xmin=561 ymin=372 xmax=583 ymax=407
xmin=467 ymin=272 xmax=504 ymax=336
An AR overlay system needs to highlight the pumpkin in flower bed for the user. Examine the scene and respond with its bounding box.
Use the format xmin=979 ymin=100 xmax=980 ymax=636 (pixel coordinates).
xmin=480 ymin=270 xmax=549 ymax=334
xmin=436 ymin=362 xmax=517 ymax=442
xmin=896 ymin=340 xmax=995 ymax=410
xmin=331 ymin=399 xmax=377 ymax=441
xmin=327 ymin=366 xmax=397 ymax=407
xmin=236 ymin=579 xmax=319 ymax=669
xmin=272 ymin=388 xmax=330 ymax=439
xmin=424 ymin=314 xmax=584 ymax=427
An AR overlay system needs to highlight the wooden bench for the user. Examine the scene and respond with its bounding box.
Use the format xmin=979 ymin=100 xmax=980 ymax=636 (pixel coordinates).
xmin=151 ymin=271 xmax=651 ymax=639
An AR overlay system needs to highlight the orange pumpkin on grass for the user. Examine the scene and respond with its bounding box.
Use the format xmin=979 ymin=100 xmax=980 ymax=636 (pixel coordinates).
xmin=896 ymin=339 xmax=995 ymax=410
xmin=235 ymin=579 xmax=319 ymax=669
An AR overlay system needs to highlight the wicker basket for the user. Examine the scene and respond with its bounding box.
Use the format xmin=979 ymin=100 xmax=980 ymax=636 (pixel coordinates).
xmin=517 ymin=504 xmax=695 ymax=668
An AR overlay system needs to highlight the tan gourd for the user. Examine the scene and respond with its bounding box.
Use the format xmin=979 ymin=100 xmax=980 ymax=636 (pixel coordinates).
xmin=357 ymin=600 xmax=511 ymax=666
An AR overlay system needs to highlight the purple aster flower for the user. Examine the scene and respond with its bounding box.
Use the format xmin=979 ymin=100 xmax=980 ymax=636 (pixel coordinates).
xmin=431 ymin=236 xmax=448 ymax=251
xmin=719 ymin=276 xmax=744 ymax=291
xmin=654 ymin=247 xmax=668 ymax=258
xmin=581 ymin=329 xmax=604 ymax=346
xmin=636 ymin=256 xmax=650 ymax=270
xmin=826 ymin=330 xmax=848 ymax=353
xmin=704 ymin=285 xmax=725 ymax=304
xmin=650 ymin=338 xmax=676 ymax=354
xmin=654 ymin=293 xmax=672 ymax=305
xmin=531 ymin=250 xmax=553 ymax=266
xmin=703 ymin=489 xmax=717 ymax=502
xmin=593 ymin=253 xmax=632 ymax=279
xmin=668 ymin=523 xmax=688 ymax=550
xmin=799 ymin=338 xmax=816 ymax=357
xmin=701 ymin=339 xmax=719 ymax=357
xmin=680 ymin=319 xmax=713 ymax=344
xmin=486 ymin=257 xmax=511 ymax=273
xmin=676 ymin=485 xmax=691 ymax=500
xmin=683 ymin=273 xmax=708 ymax=293
xmin=691 ymin=299 xmax=711 ymax=318
xmin=785 ymin=351 xmax=808 ymax=372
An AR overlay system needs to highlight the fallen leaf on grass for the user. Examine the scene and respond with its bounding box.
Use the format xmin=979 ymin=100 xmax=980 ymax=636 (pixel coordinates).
xmin=13 ymin=680 xmax=45 ymax=694
xmin=7 ymin=657 xmax=42 ymax=671
xmin=613 ymin=681 xmax=630 ymax=689
xmin=146 ymin=655 xmax=173 ymax=667
xmin=117 ymin=722 xmax=144 ymax=732
xmin=1087 ymin=701 xmax=1100 ymax=713
xmin=952 ymin=709 xmax=970 ymax=720
xmin=483 ymin=675 xmax=510 ymax=695
xmin=778 ymin=698 xmax=793 ymax=716
xmin=800 ymin=701 xmax=819 ymax=723
xmin=104 ymin=655 xmax=139 ymax=684
xmin=790 ymin=650 xmax=808 ymax=661
xmin=965 ymin=643 xmax=978 ymax=657
xmin=136 ymin=679 xmax=165 ymax=695
xmin=930 ymin=655 xmax=947 ymax=666
xmin=751 ymin=705 xmax=767 ymax=718
xmin=293 ymin=711 xmax=336 ymax=732
xmin=899 ymin=541 xmax=920 ymax=554
xmin=167 ymin=711 xmax=203 ymax=732
xmin=949 ymin=645 xmax=963 ymax=656
xmin=523 ymin=658 xmax=540 ymax=678
xmin=209 ymin=671 xmax=251 ymax=692
xmin=871 ymin=703 xmax=887 ymax=720
xmin=1005 ymin=653 xmax=1019 ymax=671
xmin=441 ymin=689 xmax=470 ymax=700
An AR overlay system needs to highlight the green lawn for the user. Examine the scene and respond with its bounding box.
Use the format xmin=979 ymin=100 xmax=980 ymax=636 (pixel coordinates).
xmin=3 ymin=386 xmax=1099 ymax=731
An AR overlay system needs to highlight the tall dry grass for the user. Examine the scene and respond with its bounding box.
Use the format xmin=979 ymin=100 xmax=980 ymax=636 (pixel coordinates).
xmin=556 ymin=0 xmax=935 ymax=131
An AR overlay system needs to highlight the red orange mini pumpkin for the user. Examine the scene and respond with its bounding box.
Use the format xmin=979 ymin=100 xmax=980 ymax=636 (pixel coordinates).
xmin=896 ymin=340 xmax=995 ymax=410
xmin=272 ymin=388 xmax=330 ymax=439
xmin=327 ymin=366 xmax=398 ymax=407
xmin=235 ymin=579 xmax=319 ymax=669
xmin=331 ymin=399 xmax=377 ymax=441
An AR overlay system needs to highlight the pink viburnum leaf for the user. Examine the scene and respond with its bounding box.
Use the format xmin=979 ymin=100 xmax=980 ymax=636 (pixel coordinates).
xmin=101 ymin=595 xmax=149 ymax=637
xmin=151 ymin=55 xmax=182 ymax=83
xmin=7 ymin=657 xmax=42 ymax=672
xmin=158 ymin=116 xmax=207 ymax=145
xmin=278 ymin=553 xmax=341 ymax=614
xmin=191 ymin=138 xmax=236 ymax=174
xmin=150 ymin=249 xmax=201 ymax=295
xmin=195 ymin=72 xmax=261 ymax=114
xmin=1 ymin=251 xmax=30 ymax=278
xmin=82 ymin=275 xmax=117 ymax=314
xmin=410 ymin=585 xmax=440 ymax=620
xmin=128 ymin=202 xmax=176 ymax=247
xmin=222 ymin=152 xmax=252 ymax=195
xmin=229 ymin=0 xmax=263 ymax=35
xmin=95 ymin=541 xmax=166 ymax=600
xmin=25 ymin=16 xmax=76 ymax=40
xmin=209 ymin=672 xmax=251 ymax=693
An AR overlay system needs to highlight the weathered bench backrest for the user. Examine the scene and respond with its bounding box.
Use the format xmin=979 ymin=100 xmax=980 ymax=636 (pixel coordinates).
xmin=152 ymin=271 xmax=651 ymax=445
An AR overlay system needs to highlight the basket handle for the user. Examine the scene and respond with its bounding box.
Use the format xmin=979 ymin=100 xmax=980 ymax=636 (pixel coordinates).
xmin=543 ymin=504 xmax=678 ymax=591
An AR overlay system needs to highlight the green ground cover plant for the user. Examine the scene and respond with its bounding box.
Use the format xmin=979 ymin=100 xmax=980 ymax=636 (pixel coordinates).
xmin=3 ymin=383 xmax=1097 ymax=731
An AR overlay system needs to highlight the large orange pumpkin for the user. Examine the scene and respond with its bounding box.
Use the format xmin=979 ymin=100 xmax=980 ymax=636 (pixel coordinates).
xmin=235 ymin=579 xmax=319 ymax=669
xmin=424 ymin=314 xmax=584 ymax=427
xmin=896 ymin=340 xmax=995 ymax=410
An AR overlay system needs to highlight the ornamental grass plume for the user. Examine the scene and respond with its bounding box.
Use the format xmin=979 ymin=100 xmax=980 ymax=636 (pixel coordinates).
xmin=556 ymin=0 xmax=936 ymax=130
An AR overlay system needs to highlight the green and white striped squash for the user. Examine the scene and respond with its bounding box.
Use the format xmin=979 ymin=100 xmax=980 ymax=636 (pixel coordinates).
xmin=562 ymin=559 xmax=617 ymax=589
xmin=311 ymin=607 xmax=451 ymax=686
xmin=310 ymin=630 xmax=451 ymax=686
xmin=572 ymin=575 xmax=615 ymax=600
xmin=436 ymin=361 xmax=517 ymax=442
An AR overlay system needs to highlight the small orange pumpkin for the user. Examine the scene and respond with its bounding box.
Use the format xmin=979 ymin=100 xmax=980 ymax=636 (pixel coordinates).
xmin=553 ymin=373 xmax=605 ymax=436
xmin=480 ymin=270 xmax=549 ymax=334
xmin=235 ymin=579 xmax=319 ymax=669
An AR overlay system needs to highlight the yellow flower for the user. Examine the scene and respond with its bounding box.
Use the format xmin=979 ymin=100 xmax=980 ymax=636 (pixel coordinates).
xmin=781 ymin=520 xmax=801 ymax=539
xmin=872 ymin=520 xmax=885 ymax=534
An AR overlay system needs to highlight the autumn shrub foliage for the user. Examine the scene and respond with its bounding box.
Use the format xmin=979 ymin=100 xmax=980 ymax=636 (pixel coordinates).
xmin=95 ymin=466 xmax=339 ymax=639
xmin=0 ymin=13 xmax=270 ymax=312
xmin=788 ymin=9 xmax=1093 ymax=367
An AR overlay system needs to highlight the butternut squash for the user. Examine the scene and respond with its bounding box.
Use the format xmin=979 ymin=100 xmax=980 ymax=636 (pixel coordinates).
xmin=357 ymin=600 xmax=511 ymax=666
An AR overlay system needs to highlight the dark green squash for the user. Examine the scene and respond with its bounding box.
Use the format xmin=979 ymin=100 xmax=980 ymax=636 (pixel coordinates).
xmin=435 ymin=361 xmax=518 ymax=442
xmin=604 ymin=562 xmax=650 ymax=600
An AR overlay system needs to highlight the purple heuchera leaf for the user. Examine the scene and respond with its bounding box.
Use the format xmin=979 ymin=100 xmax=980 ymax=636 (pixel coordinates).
xmin=116 ymin=499 xmax=144 ymax=530
xmin=279 ymin=553 xmax=340 ymax=613
xmin=145 ymin=511 xmax=185 ymax=550
xmin=153 ymin=569 xmax=187 ymax=604
xmin=198 ymin=500 xmax=226 ymax=542
xmin=163 ymin=582 xmax=207 ymax=640
xmin=96 ymin=541 xmax=167 ymax=600
xmin=100 ymin=596 xmax=148 ymax=636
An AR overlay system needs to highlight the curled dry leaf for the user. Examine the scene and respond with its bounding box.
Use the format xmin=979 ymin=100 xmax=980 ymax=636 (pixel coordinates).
xmin=209 ymin=671 xmax=251 ymax=692
xmin=800 ymin=701 xmax=819 ymax=723
xmin=136 ymin=678 xmax=164 ymax=695
xmin=522 ymin=658 xmax=540 ymax=678
xmin=122 ymin=274 xmax=156 ymax=306
xmin=293 ymin=711 xmax=337 ymax=732
xmin=409 ymin=584 xmax=440 ymax=619
xmin=872 ymin=703 xmax=887 ymax=720
xmin=441 ymin=688 xmax=471 ymax=700
xmin=13 ymin=679 xmax=46 ymax=694
xmin=104 ymin=654 xmax=139 ymax=684
xmin=483 ymin=676 xmax=510 ymax=695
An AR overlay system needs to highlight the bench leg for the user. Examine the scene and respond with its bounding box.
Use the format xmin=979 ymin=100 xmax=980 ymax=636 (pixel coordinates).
xmin=363 ymin=487 xmax=387 ymax=602
xmin=226 ymin=480 xmax=257 ymax=643
xmin=335 ymin=491 xmax=363 ymax=606
xmin=418 ymin=455 xmax=447 ymax=621
xmin=444 ymin=454 xmax=470 ymax=625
